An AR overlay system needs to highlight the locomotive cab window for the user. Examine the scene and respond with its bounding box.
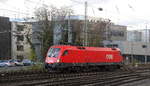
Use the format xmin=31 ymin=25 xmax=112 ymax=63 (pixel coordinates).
xmin=47 ymin=48 xmax=60 ymax=58
xmin=62 ymin=50 xmax=68 ymax=56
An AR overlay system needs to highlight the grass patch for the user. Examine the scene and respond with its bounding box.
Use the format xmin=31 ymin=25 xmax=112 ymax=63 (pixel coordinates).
xmin=27 ymin=62 xmax=45 ymax=71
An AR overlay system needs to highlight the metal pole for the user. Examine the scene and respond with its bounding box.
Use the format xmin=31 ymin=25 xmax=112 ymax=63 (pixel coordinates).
xmin=68 ymin=11 xmax=72 ymax=44
xmin=11 ymin=29 xmax=13 ymax=59
xmin=131 ymin=41 xmax=134 ymax=64
xmin=107 ymin=20 xmax=110 ymax=46
xmin=145 ymin=25 xmax=148 ymax=64
xmin=84 ymin=1 xmax=88 ymax=46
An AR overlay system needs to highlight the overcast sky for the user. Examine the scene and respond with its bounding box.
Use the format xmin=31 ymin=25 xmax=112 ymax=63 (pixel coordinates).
xmin=0 ymin=0 xmax=150 ymax=30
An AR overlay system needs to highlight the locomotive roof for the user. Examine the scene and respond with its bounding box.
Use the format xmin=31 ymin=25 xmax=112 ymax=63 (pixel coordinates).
xmin=51 ymin=45 xmax=120 ymax=51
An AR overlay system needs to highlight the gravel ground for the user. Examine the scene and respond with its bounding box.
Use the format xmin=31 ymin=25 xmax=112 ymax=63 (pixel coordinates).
xmin=1 ymin=65 xmax=150 ymax=86
xmin=0 ymin=66 xmax=31 ymax=72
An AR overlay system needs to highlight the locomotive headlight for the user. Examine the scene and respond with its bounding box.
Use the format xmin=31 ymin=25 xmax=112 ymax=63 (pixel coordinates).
xmin=56 ymin=59 xmax=60 ymax=63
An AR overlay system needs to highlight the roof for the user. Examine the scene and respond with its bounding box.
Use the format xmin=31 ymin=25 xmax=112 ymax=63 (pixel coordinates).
xmin=51 ymin=45 xmax=120 ymax=51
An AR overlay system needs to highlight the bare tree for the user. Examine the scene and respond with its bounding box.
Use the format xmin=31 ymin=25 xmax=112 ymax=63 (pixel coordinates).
xmin=34 ymin=5 xmax=73 ymax=61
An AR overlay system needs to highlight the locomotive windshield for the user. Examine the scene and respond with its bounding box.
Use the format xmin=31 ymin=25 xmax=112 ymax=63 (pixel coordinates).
xmin=47 ymin=48 xmax=60 ymax=58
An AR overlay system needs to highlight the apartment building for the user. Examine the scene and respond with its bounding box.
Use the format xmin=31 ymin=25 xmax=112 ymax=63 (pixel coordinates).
xmin=11 ymin=22 xmax=32 ymax=60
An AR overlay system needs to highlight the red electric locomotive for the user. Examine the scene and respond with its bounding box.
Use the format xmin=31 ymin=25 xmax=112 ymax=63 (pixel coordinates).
xmin=45 ymin=45 xmax=123 ymax=70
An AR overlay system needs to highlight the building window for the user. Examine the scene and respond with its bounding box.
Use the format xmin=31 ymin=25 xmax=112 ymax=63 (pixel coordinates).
xmin=17 ymin=25 xmax=24 ymax=31
xmin=107 ymin=44 xmax=118 ymax=48
xmin=110 ymin=31 xmax=124 ymax=37
xmin=142 ymin=45 xmax=147 ymax=48
xmin=17 ymin=45 xmax=24 ymax=51
xmin=17 ymin=35 xmax=24 ymax=41
xmin=17 ymin=55 xmax=24 ymax=60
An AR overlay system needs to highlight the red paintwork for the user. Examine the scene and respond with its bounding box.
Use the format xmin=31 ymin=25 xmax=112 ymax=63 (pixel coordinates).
xmin=45 ymin=45 xmax=123 ymax=64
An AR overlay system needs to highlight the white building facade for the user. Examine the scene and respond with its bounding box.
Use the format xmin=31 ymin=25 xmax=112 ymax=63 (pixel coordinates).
xmin=11 ymin=22 xmax=32 ymax=60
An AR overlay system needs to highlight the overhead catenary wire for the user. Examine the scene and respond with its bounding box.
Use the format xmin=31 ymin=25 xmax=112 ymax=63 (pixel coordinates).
xmin=91 ymin=7 xmax=95 ymax=16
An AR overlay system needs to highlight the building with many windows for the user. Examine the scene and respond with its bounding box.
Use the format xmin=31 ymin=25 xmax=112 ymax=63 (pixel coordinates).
xmin=103 ymin=26 xmax=150 ymax=63
xmin=53 ymin=15 xmax=110 ymax=47
xmin=11 ymin=22 xmax=32 ymax=60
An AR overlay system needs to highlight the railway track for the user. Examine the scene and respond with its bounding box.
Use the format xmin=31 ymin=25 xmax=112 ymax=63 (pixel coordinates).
xmin=25 ymin=71 xmax=149 ymax=86
xmin=0 ymin=70 xmax=117 ymax=85
xmin=0 ymin=67 xmax=150 ymax=86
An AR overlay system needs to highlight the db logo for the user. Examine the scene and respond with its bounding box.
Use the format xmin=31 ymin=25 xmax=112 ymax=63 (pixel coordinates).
xmin=106 ymin=54 xmax=113 ymax=60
